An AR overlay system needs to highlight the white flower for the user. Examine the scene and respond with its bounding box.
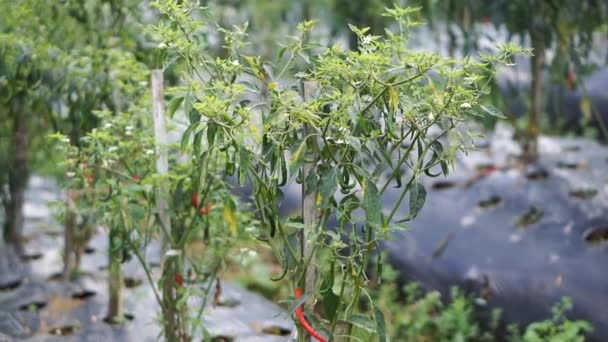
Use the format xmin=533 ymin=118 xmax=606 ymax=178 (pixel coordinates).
xmin=460 ymin=103 xmax=472 ymax=110
xmin=231 ymin=60 xmax=240 ymax=66
xmin=108 ymin=146 xmax=118 ymax=153
xmin=428 ymin=112 xmax=436 ymax=121
xmin=125 ymin=126 xmax=134 ymax=131
xmin=362 ymin=35 xmax=372 ymax=45
xmin=104 ymin=123 xmax=112 ymax=129
xmin=146 ymin=149 xmax=155 ymax=156
xmin=62 ymin=138 xmax=70 ymax=144
xmin=158 ymin=42 xmax=167 ymax=49
xmin=66 ymin=171 xmax=76 ymax=178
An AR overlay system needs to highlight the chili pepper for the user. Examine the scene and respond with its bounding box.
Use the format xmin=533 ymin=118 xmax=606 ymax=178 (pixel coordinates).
xmin=191 ymin=193 xmax=212 ymax=215
xmin=479 ymin=166 xmax=497 ymax=177
xmin=199 ymin=201 xmax=212 ymax=215
xmin=566 ymin=71 xmax=575 ymax=90
xmin=82 ymin=164 xmax=94 ymax=185
xmin=192 ymin=193 xmax=199 ymax=209
xmin=295 ymin=288 xmax=327 ymax=342
xmin=133 ymin=174 xmax=140 ymax=182
xmin=175 ymin=273 xmax=183 ymax=287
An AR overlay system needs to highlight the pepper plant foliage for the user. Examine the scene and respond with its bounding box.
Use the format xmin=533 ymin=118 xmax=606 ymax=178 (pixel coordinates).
xmin=153 ymin=1 xmax=524 ymax=338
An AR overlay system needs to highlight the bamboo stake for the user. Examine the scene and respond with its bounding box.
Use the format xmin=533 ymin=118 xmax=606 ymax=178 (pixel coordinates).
xmin=151 ymin=69 xmax=181 ymax=341
xmin=301 ymin=80 xmax=319 ymax=314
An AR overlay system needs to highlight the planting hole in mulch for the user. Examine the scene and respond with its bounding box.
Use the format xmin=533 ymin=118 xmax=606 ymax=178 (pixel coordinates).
xmin=84 ymin=246 xmax=96 ymax=254
xmin=123 ymin=277 xmax=143 ymax=288
xmin=525 ymin=168 xmax=549 ymax=181
xmin=261 ymin=326 xmax=292 ymax=336
xmin=103 ymin=313 xmax=135 ymax=325
xmin=556 ymin=161 xmax=581 ymax=170
xmin=48 ymin=325 xmax=80 ymax=336
xmin=432 ymin=181 xmax=457 ymax=190
xmin=474 ymin=140 xmax=491 ymax=149
xmin=20 ymin=252 xmax=43 ymax=261
xmin=515 ymin=205 xmax=544 ymax=228
xmin=562 ymin=145 xmax=581 ymax=152
xmin=569 ymin=188 xmax=598 ymax=200
xmin=0 ymin=278 xmax=22 ymax=291
xmin=98 ymin=265 xmax=109 ymax=271
xmin=44 ymin=230 xmax=62 ymax=237
xmin=216 ymin=298 xmax=241 ymax=308
xmin=475 ymin=163 xmax=495 ymax=171
xmin=478 ymin=195 xmax=502 ymax=209
xmin=71 ymin=290 xmax=97 ymax=300
xmin=47 ymin=272 xmax=63 ymax=281
xmin=583 ymin=227 xmax=608 ymax=246
xmin=211 ymin=336 xmax=234 ymax=342
xmin=18 ymin=301 xmax=47 ymax=312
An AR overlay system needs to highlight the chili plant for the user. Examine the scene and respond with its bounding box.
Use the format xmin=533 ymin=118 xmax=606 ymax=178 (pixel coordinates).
xmin=153 ymin=2 xmax=524 ymax=340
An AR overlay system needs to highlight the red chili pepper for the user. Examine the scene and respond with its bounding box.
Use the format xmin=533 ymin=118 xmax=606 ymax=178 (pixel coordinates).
xmin=479 ymin=166 xmax=497 ymax=177
xmin=199 ymin=201 xmax=212 ymax=215
xmin=192 ymin=193 xmax=199 ymax=209
xmin=175 ymin=273 xmax=183 ymax=287
xmin=566 ymin=71 xmax=575 ymax=90
xmin=133 ymin=174 xmax=140 ymax=182
xmin=295 ymin=288 xmax=327 ymax=342
xmin=191 ymin=193 xmax=212 ymax=215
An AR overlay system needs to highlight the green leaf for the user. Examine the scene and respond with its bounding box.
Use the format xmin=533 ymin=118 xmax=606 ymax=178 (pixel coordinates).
xmin=387 ymin=86 xmax=399 ymax=114
xmin=289 ymin=139 xmax=306 ymax=178
xmin=207 ymin=122 xmax=217 ymax=145
xmin=374 ymin=307 xmax=388 ymax=342
xmin=319 ymin=168 xmax=338 ymax=206
xmin=347 ymin=136 xmax=361 ymax=152
xmin=238 ymin=148 xmax=251 ymax=185
xmin=347 ymin=314 xmax=376 ymax=333
xmin=188 ymin=107 xmax=200 ymax=124
xmin=364 ymin=179 xmax=382 ymax=228
xmin=409 ymin=180 xmax=426 ymax=220
xmin=180 ymin=124 xmax=196 ymax=153
xmin=320 ymin=263 xmax=339 ymax=322
xmin=480 ymin=104 xmax=506 ymax=119
xmin=167 ymin=96 xmax=184 ymax=118
xmin=305 ymin=170 xmax=318 ymax=195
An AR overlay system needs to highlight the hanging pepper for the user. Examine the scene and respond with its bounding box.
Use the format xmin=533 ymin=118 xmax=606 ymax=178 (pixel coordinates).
xmin=175 ymin=273 xmax=183 ymax=287
xmin=133 ymin=174 xmax=140 ymax=182
xmin=295 ymin=288 xmax=327 ymax=342
xmin=191 ymin=193 xmax=212 ymax=215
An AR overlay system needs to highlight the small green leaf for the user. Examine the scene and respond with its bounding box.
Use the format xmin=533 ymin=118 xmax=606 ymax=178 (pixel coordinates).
xmin=319 ymin=168 xmax=338 ymax=205
xmin=347 ymin=136 xmax=361 ymax=152
xmin=347 ymin=314 xmax=376 ymax=333
xmin=207 ymin=122 xmax=217 ymax=145
xmin=238 ymin=148 xmax=251 ymax=185
xmin=180 ymin=124 xmax=196 ymax=153
xmin=167 ymin=96 xmax=184 ymax=118
xmin=374 ymin=307 xmax=388 ymax=342
xmin=321 ymin=263 xmax=339 ymax=322
xmin=364 ymin=179 xmax=382 ymax=228
xmin=480 ymin=104 xmax=506 ymax=119
xmin=289 ymin=139 xmax=306 ymax=177
xmin=409 ymin=180 xmax=426 ymax=220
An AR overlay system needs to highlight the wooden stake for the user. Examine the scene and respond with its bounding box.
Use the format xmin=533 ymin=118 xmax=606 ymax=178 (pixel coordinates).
xmin=301 ymin=81 xmax=319 ymax=311
xmin=151 ymin=69 xmax=181 ymax=341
